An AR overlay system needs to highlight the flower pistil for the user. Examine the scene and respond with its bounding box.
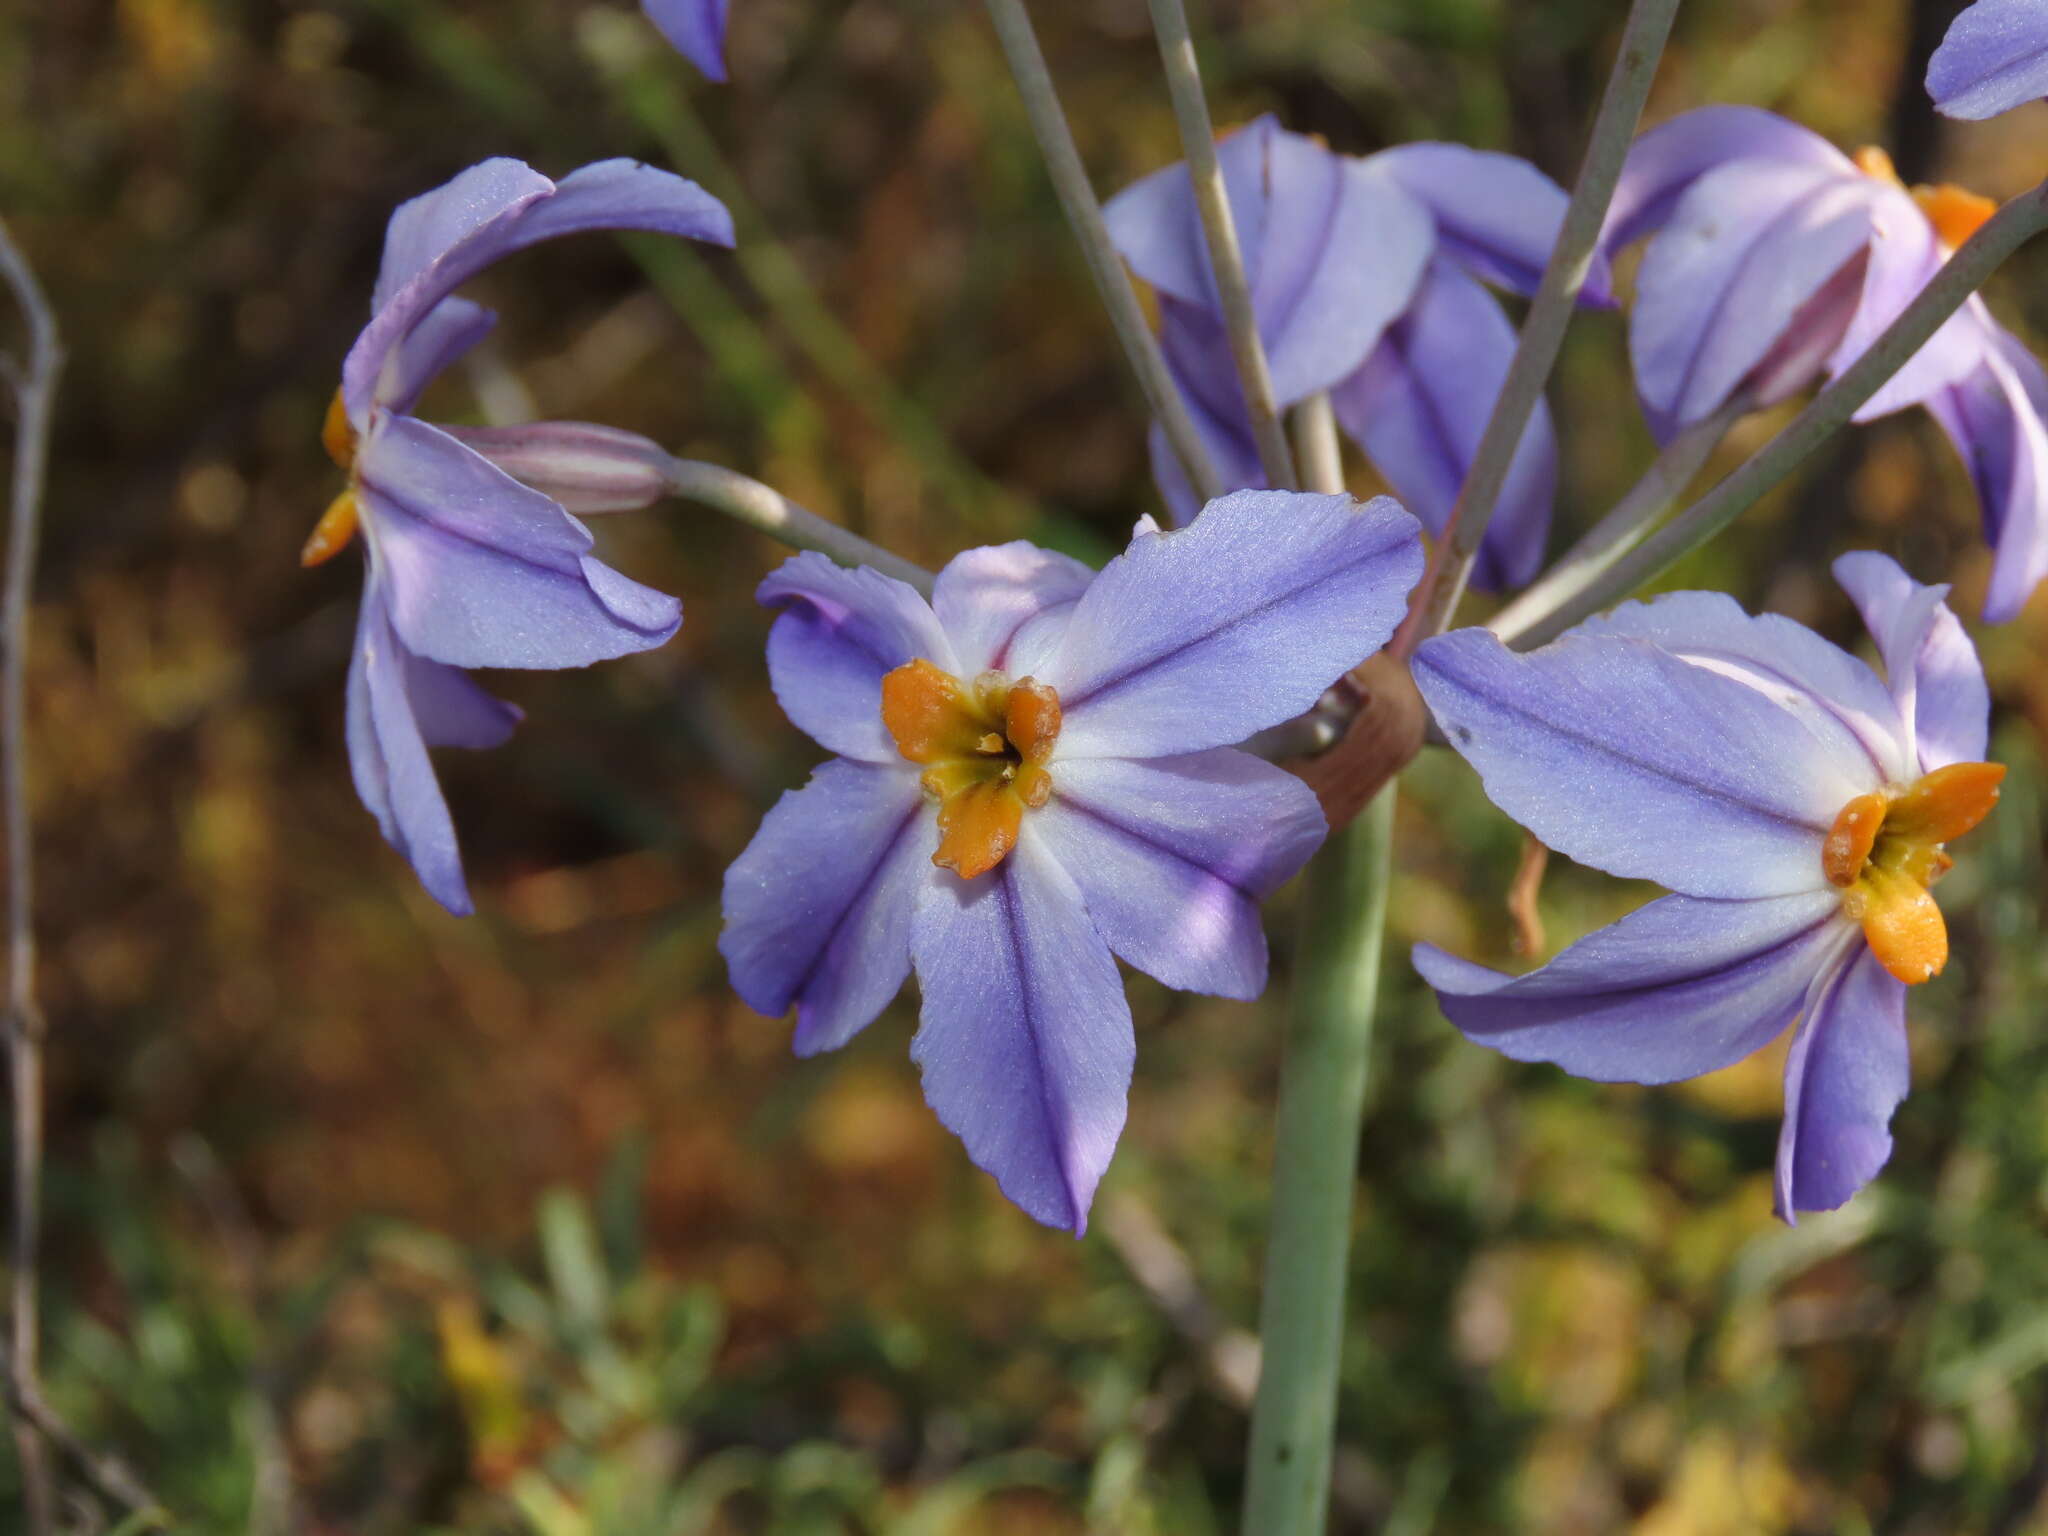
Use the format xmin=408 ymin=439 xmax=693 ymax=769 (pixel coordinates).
xmin=1822 ymin=760 xmax=2006 ymax=983
xmin=881 ymin=658 xmax=1061 ymax=879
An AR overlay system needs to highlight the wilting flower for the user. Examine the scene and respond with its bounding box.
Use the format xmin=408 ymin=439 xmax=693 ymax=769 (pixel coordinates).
xmin=643 ymin=0 xmax=730 ymax=80
xmin=314 ymin=158 xmax=734 ymax=913
xmin=1601 ymin=106 xmax=2047 ymax=620
xmin=1105 ymin=115 xmax=1613 ymax=590
xmin=721 ymin=490 xmax=1423 ymax=1231
xmin=1929 ymin=0 xmax=2048 ymax=119
xmin=1411 ymin=553 xmax=2001 ymax=1220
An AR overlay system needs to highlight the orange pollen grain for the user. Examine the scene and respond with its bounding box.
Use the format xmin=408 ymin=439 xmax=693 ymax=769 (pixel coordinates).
xmin=1824 ymin=760 xmax=2004 ymax=985
xmin=879 ymin=659 xmax=1062 ymax=879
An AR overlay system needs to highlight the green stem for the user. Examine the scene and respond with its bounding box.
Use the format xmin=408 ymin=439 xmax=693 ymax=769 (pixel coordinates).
xmin=979 ymin=0 xmax=1224 ymax=504
xmin=661 ymin=457 xmax=935 ymax=594
xmin=1484 ymin=394 xmax=1745 ymax=641
xmin=1146 ymin=0 xmax=1296 ymax=490
xmin=1502 ymin=173 xmax=2048 ymax=648
xmin=1397 ymin=0 xmax=1680 ymax=653
xmin=1241 ymin=787 xmax=1397 ymax=1536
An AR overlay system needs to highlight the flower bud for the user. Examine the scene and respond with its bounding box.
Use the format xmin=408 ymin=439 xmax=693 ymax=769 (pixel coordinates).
xmin=444 ymin=421 xmax=674 ymax=514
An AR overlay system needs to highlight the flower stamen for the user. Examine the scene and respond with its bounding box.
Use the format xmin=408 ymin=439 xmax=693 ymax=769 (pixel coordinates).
xmin=323 ymin=388 xmax=357 ymax=471
xmin=881 ymin=659 xmax=1062 ymax=879
xmin=307 ymin=389 xmax=363 ymax=566
xmin=1823 ymin=760 xmax=2005 ymax=983
xmin=301 ymin=489 xmax=360 ymax=568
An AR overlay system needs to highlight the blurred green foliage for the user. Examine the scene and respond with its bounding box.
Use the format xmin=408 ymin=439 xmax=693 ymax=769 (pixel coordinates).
xmin=2 ymin=0 xmax=2046 ymax=1530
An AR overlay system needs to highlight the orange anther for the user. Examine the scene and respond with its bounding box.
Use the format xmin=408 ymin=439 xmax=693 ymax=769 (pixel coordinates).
xmin=1826 ymin=760 xmax=2003 ymax=985
xmin=881 ymin=659 xmax=978 ymax=765
xmin=1017 ymin=762 xmax=1053 ymax=809
xmin=1913 ymin=183 xmax=1998 ymax=252
xmin=300 ymin=489 xmax=360 ymax=567
xmin=322 ymin=388 xmax=357 ymax=470
xmin=1005 ymin=678 xmax=1062 ymax=763
xmin=1823 ymin=792 xmax=1886 ymax=887
xmin=1847 ymin=865 xmax=1949 ymax=984
xmin=934 ymin=779 xmax=1025 ymax=880
xmin=1884 ymin=760 xmax=2005 ymax=846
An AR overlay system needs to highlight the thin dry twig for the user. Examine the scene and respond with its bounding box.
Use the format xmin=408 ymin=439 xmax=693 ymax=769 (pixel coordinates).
xmin=0 ymin=209 xmax=62 ymax=1536
xmin=10 ymin=1383 xmax=162 ymax=1520
xmin=1506 ymin=834 xmax=1549 ymax=957
xmin=1102 ymin=1195 xmax=1260 ymax=1407
xmin=0 ymin=215 xmax=165 ymax=1530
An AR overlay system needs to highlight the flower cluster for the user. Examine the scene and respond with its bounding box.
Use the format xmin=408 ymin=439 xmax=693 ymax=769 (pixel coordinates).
xmin=308 ymin=4 xmax=2033 ymax=1233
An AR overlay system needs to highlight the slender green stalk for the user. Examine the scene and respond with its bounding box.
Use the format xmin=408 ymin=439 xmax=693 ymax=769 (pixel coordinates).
xmin=1236 ymin=394 xmax=1382 ymax=1535
xmin=1146 ymin=0 xmax=1295 ymax=490
xmin=980 ymin=0 xmax=1224 ymax=504
xmin=662 ymin=458 xmax=935 ymax=594
xmin=1501 ymin=174 xmax=2048 ymax=648
xmin=1242 ymin=788 xmax=1398 ymax=1536
xmin=1397 ymin=0 xmax=1680 ymax=652
xmin=1484 ymin=394 xmax=1745 ymax=639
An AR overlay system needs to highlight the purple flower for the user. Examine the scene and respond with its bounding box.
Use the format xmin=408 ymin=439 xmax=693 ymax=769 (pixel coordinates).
xmin=315 ymin=158 xmax=734 ymax=914
xmin=1410 ymin=553 xmax=2004 ymax=1220
xmin=721 ymin=490 xmax=1423 ymax=1231
xmin=1601 ymin=106 xmax=2048 ymax=621
xmin=1104 ymin=116 xmax=1614 ymax=591
xmin=643 ymin=0 xmax=731 ymax=81
xmin=1928 ymin=0 xmax=2048 ymax=119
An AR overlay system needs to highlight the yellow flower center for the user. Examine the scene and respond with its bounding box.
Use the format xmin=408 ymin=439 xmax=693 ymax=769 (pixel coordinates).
xmin=1821 ymin=760 xmax=2005 ymax=984
xmin=1854 ymin=145 xmax=1998 ymax=252
xmin=303 ymin=388 xmax=361 ymax=568
xmin=880 ymin=659 xmax=1062 ymax=879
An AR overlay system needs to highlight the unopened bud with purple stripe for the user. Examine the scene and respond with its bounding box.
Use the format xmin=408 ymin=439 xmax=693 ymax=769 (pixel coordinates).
xmin=443 ymin=420 xmax=676 ymax=514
